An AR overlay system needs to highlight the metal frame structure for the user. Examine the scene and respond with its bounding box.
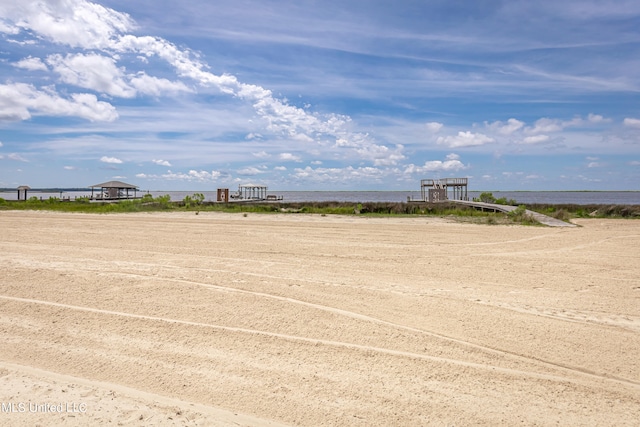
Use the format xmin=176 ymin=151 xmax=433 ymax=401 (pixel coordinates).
xmin=236 ymin=184 xmax=268 ymax=200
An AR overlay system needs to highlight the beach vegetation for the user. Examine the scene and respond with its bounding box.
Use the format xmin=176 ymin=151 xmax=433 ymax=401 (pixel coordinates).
xmin=527 ymin=204 xmax=640 ymax=219
xmin=1 ymin=195 xmax=638 ymax=224
xmin=183 ymin=193 xmax=204 ymax=208
xmin=507 ymin=205 xmax=538 ymax=225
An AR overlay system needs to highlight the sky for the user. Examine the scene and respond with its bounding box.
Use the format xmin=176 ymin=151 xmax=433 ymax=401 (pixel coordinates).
xmin=1 ymin=0 xmax=639 ymax=191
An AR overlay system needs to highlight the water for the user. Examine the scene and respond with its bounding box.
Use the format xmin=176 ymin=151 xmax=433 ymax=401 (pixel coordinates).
xmin=2 ymin=189 xmax=639 ymax=205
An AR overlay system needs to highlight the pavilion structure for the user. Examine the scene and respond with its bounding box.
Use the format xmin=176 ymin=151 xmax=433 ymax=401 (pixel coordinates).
xmin=17 ymin=185 xmax=31 ymax=201
xmin=419 ymin=178 xmax=468 ymax=202
xmin=90 ymin=180 xmax=139 ymax=200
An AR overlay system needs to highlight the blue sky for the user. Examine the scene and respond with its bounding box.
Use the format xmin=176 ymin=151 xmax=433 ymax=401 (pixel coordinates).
xmin=1 ymin=0 xmax=639 ymax=191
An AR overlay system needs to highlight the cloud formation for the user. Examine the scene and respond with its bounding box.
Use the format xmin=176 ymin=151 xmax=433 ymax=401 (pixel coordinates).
xmin=624 ymin=118 xmax=640 ymax=128
xmin=404 ymin=153 xmax=467 ymax=174
xmin=437 ymin=131 xmax=494 ymax=148
xmin=100 ymin=156 xmax=123 ymax=164
xmin=1 ymin=0 xmax=638 ymax=190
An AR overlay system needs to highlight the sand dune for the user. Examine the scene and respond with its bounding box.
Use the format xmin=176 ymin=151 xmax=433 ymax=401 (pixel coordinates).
xmin=0 ymin=211 xmax=639 ymax=426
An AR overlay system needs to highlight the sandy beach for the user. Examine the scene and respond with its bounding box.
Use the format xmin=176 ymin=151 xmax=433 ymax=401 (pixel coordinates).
xmin=0 ymin=210 xmax=639 ymax=426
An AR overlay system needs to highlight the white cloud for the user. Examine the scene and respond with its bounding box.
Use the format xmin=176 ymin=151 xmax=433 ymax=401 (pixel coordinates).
xmin=7 ymin=153 xmax=29 ymax=162
xmin=623 ymin=118 xmax=640 ymax=128
xmin=520 ymin=135 xmax=550 ymax=144
xmin=47 ymin=53 xmax=136 ymax=98
xmin=587 ymin=113 xmax=610 ymax=123
xmin=404 ymin=153 xmax=467 ymax=174
xmin=525 ymin=116 xmax=586 ymax=135
xmin=0 ymin=0 xmax=135 ymax=49
xmin=186 ymin=170 xmax=221 ymax=181
xmin=274 ymin=166 xmax=287 ymax=171
xmin=279 ymin=152 xmax=302 ymax=162
xmin=526 ymin=118 xmax=563 ymax=134
xmin=129 ymin=73 xmax=191 ymax=97
xmin=252 ymin=151 xmax=270 ymax=158
xmin=237 ymin=166 xmax=264 ymax=176
xmin=100 ymin=156 xmax=123 ymax=164
xmin=292 ymin=166 xmax=386 ymax=184
xmin=14 ymin=56 xmax=48 ymax=71
xmin=152 ymin=159 xmax=171 ymax=167
xmin=437 ymin=131 xmax=494 ymax=148
xmin=587 ymin=162 xmax=602 ymax=168
xmin=63 ymin=165 xmax=76 ymax=170
xmin=137 ymin=169 xmax=221 ymax=181
xmin=629 ymin=161 xmax=640 ymax=166
xmin=485 ymin=118 xmax=524 ymax=135
xmin=426 ymin=122 xmax=443 ymax=133
xmin=0 ymin=83 xmax=118 ymax=122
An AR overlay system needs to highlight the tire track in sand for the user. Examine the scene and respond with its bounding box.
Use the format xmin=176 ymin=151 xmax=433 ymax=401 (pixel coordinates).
xmin=1 ymin=294 xmax=638 ymax=391
xmin=89 ymin=270 xmax=640 ymax=388
xmin=3 ymin=256 xmax=638 ymax=389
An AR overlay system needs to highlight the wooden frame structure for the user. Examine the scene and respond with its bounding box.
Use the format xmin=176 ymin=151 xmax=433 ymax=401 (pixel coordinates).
xmin=420 ymin=178 xmax=468 ymax=202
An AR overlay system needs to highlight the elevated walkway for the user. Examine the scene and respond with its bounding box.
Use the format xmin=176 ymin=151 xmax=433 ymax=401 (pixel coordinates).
xmin=450 ymin=200 xmax=576 ymax=227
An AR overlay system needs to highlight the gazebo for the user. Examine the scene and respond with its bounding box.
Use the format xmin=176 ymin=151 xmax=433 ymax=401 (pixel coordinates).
xmin=90 ymin=180 xmax=139 ymax=200
xmin=17 ymin=185 xmax=31 ymax=201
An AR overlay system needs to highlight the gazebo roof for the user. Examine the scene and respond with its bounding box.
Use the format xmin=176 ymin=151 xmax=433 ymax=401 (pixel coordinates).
xmin=90 ymin=180 xmax=138 ymax=189
xmin=17 ymin=185 xmax=31 ymax=190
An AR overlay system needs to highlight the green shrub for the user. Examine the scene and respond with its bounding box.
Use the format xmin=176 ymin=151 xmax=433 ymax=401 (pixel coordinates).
xmin=183 ymin=193 xmax=205 ymax=208
xmin=507 ymin=205 xmax=538 ymax=225
xmin=155 ymin=194 xmax=171 ymax=208
xmin=475 ymin=192 xmax=497 ymax=203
